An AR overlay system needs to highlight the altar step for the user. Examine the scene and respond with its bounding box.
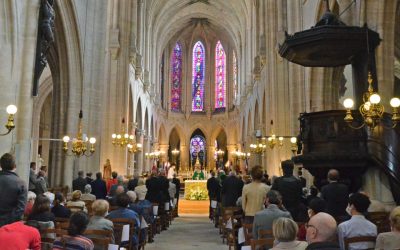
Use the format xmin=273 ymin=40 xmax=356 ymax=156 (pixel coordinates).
xmin=178 ymin=199 xmax=209 ymax=215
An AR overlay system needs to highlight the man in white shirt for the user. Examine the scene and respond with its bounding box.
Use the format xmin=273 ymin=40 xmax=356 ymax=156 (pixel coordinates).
xmin=337 ymin=192 xmax=377 ymax=250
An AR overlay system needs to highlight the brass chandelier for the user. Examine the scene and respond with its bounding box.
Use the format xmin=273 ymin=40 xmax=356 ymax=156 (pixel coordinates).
xmin=250 ymin=120 xmax=298 ymax=154
xmin=343 ymin=72 xmax=400 ymax=130
xmin=111 ymin=119 xmax=142 ymax=153
xmin=145 ymin=150 xmax=163 ymax=160
xmin=0 ymin=104 xmax=17 ymax=136
xmin=62 ymin=110 xmax=96 ymax=157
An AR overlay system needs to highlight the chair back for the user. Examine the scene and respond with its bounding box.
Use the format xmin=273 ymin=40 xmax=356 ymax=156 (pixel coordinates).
xmin=84 ymin=229 xmax=112 ymax=250
xmin=109 ymin=218 xmax=136 ymax=249
xmin=242 ymin=223 xmax=253 ymax=244
xmin=55 ymin=217 xmax=69 ymax=230
xmin=250 ymin=238 xmax=274 ymax=250
xmin=67 ymin=205 xmax=84 ymax=213
xmin=40 ymin=228 xmax=67 ymax=243
xmin=55 ymin=221 xmax=70 ymax=230
xmin=109 ymin=206 xmax=119 ymax=212
xmin=367 ymin=212 xmax=390 ymax=233
xmin=258 ymin=229 xmax=273 ymax=239
xmin=84 ymin=200 xmax=94 ymax=215
xmin=344 ymin=236 xmax=377 ymax=250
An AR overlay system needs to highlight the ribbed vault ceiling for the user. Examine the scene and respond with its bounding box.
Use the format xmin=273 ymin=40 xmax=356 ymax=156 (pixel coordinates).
xmin=146 ymin=0 xmax=252 ymax=54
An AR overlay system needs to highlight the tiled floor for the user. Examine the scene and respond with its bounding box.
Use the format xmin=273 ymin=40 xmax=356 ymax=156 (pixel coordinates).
xmin=145 ymin=216 xmax=228 ymax=250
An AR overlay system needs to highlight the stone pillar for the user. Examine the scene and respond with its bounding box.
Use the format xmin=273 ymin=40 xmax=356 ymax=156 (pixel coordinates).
xmin=0 ymin=0 xmax=41 ymax=184
xmin=159 ymin=144 xmax=169 ymax=163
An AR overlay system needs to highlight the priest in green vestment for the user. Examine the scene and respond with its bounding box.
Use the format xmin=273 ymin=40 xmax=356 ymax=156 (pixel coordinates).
xmin=192 ymin=168 xmax=205 ymax=180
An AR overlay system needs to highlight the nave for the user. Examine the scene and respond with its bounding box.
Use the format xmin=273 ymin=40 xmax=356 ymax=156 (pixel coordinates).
xmin=146 ymin=216 xmax=227 ymax=250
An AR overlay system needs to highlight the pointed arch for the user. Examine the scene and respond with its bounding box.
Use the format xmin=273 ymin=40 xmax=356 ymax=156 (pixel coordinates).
xmin=192 ymin=41 xmax=205 ymax=111
xmin=215 ymin=40 xmax=226 ymax=109
xmin=158 ymin=123 xmax=168 ymax=145
xmin=136 ymin=98 xmax=143 ymax=130
xmin=171 ymin=42 xmax=182 ymax=111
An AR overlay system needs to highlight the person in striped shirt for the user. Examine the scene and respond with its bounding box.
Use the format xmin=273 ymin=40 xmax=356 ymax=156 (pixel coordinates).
xmin=53 ymin=211 xmax=94 ymax=250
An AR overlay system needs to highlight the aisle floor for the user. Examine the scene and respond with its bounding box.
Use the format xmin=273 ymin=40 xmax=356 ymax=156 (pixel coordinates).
xmin=145 ymin=216 xmax=228 ymax=250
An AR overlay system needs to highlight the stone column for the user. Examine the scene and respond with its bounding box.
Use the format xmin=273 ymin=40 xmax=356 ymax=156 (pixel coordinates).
xmin=0 ymin=1 xmax=41 ymax=184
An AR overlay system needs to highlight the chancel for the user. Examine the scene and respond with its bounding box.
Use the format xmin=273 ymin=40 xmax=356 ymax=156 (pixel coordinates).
xmin=0 ymin=0 xmax=400 ymax=249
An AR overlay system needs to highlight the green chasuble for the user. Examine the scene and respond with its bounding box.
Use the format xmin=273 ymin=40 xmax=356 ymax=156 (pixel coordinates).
xmin=192 ymin=171 xmax=205 ymax=180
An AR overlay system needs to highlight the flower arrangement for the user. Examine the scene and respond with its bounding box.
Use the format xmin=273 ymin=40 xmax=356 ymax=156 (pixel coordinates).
xmin=188 ymin=186 xmax=208 ymax=200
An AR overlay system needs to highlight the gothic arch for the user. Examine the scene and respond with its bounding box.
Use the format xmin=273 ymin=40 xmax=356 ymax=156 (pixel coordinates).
xmin=158 ymin=123 xmax=168 ymax=145
xmin=31 ymin=75 xmax=53 ymax=161
xmin=49 ymin=0 xmax=83 ymax=186
xmin=136 ymin=98 xmax=143 ymax=130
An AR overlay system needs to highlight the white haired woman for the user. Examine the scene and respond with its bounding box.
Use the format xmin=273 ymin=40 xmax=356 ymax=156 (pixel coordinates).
xmin=271 ymin=217 xmax=307 ymax=250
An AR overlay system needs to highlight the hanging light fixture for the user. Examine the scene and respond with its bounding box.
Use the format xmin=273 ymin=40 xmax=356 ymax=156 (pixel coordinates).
xmin=111 ymin=120 xmax=142 ymax=153
xmin=0 ymin=104 xmax=17 ymax=136
xmin=62 ymin=110 xmax=96 ymax=157
xmin=250 ymin=120 xmax=297 ymax=153
xmin=343 ymin=72 xmax=400 ymax=129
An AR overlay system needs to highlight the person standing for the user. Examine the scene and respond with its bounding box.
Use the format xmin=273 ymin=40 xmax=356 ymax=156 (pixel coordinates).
xmin=271 ymin=160 xmax=303 ymax=221
xmin=321 ymin=169 xmax=349 ymax=220
xmin=91 ymin=172 xmax=107 ymax=199
xmin=172 ymin=173 xmax=181 ymax=214
xmin=85 ymin=172 xmax=93 ymax=184
xmin=72 ymin=170 xmax=87 ymax=192
xmin=35 ymin=170 xmax=48 ymax=195
xmin=221 ymin=171 xmax=244 ymax=207
xmin=29 ymin=162 xmax=37 ymax=193
xmin=242 ymin=165 xmax=269 ymax=223
xmin=0 ymin=153 xmax=27 ymax=227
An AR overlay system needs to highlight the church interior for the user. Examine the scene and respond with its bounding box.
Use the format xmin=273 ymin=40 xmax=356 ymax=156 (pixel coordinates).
xmin=1 ymin=0 xmax=400 ymax=249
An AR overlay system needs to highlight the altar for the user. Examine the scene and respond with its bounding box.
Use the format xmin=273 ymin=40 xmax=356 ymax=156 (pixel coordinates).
xmin=184 ymin=180 xmax=208 ymax=200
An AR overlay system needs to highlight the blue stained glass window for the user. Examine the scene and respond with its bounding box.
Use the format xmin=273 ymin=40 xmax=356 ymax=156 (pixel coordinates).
xmin=192 ymin=41 xmax=205 ymax=111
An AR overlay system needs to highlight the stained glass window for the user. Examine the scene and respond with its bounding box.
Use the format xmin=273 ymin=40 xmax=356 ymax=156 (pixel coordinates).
xmin=160 ymin=52 xmax=165 ymax=108
xmin=171 ymin=43 xmax=182 ymax=111
xmin=233 ymin=51 xmax=237 ymax=101
xmin=215 ymin=41 xmax=226 ymax=109
xmin=192 ymin=41 xmax=205 ymax=111
xmin=190 ymin=135 xmax=206 ymax=166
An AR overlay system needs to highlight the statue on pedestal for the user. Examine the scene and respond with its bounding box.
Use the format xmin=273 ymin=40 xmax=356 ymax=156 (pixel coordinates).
xmin=103 ymin=159 xmax=112 ymax=180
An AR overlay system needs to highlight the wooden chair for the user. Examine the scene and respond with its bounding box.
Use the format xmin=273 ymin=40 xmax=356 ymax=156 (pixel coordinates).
xmin=55 ymin=221 xmax=69 ymax=230
xmin=258 ymin=229 xmax=273 ymax=239
xmin=344 ymin=236 xmax=377 ymax=250
xmin=250 ymin=238 xmax=274 ymax=250
xmin=40 ymin=228 xmax=67 ymax=243
xmin=84 ymin=200 xmax=94 ymax=215
xmin=66 ymin=205 xmax=84 ymax=213
xmin=242 ymin=223 xmax=253 ymax=245
xmin=110 ymin=218 xmax=136 ymax=250
xmin=84 ymin=229 xmax=112 ymax=250
xmin=220 ymin=206 xmax=242 ymax=243
xmin=152 ymin=203 xmax=161 ymax=234
xmin=109 ymin=206 xmax=119 ymax=212
xmin=367 ymin=212 xmax=390 ymax=233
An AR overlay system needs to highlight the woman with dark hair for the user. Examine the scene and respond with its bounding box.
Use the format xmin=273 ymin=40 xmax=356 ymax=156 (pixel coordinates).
xmin=27 ymin=194 xmax=55 ymax=223
xmin=52 ymin=212 xmax=94 ymax=250
xmin=51 ymin=192 xmax=71 ymax=218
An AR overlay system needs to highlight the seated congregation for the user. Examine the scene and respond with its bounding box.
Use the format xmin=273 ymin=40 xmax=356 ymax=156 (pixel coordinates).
xmin=208 ymin=161 xmax=400 ymax=250
xmin=0 ymin=153 xmax=180 ymax=250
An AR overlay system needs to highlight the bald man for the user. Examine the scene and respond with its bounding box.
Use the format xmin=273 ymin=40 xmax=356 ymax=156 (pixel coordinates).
xmin=305 ymin=212 xmax=340 ymax=249
xmin=321 ymin=169 xmax=349 ymax=218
